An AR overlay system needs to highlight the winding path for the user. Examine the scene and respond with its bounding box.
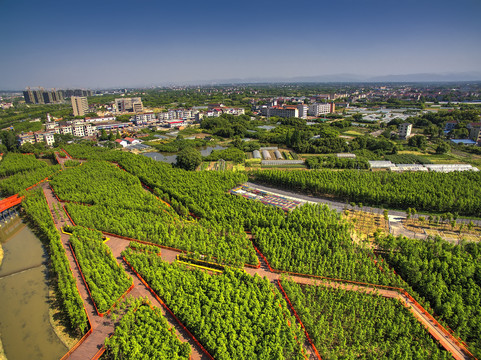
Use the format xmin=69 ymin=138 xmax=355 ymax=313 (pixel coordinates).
xmin=43 ymin=177 xmax=476 ymax=360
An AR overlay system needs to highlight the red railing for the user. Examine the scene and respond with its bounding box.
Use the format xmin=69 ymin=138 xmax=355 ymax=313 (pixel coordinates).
xmin=277 ymin=279 xmax=322 ymax=360
xmin=41 ymin=189 xmax=93 ymax=360
xmin=252 ymin=238 xmax=477 ymax=360
xmin=68 ymin=242 xmax=134 ymax=317
xmin=123 ymin=256 xmax=215 ymax=360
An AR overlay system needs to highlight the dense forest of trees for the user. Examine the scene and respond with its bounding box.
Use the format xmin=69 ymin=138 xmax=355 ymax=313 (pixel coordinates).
xmin=376 ymin=234 xmax=481 ymax=358
xmin=0 ymin=153 xmax=47 ymax=176
xmin=53 ymin=143 xmax=481 ymax=358
xmin=50 ymin=160 xmax=257 ymax=266
xmin=250 ymin=169 xmax=481 ymax=216
xmin=122 ymin=247 xmax=306 ymax=360
xmin=103 ymin=299 xmax=191 ymax=359
xmin=0 ymin=152 xmax=60 ymax=195
xmin=252 ymin=204 xmax=401 ymax=285
xmin=60 ymin=145 xmax=401 ymax=284
xmin=0 ymin=164 xmax=60 ymax=195
xmin=22 ymin=189 xmax=88 ymax=335
xmin=281 ymin=280 xmax=452 ymax=360
xmin=68 ymin=226 xmax=132 ymax=313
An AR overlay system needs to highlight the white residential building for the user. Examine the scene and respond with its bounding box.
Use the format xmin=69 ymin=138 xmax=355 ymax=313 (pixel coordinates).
xmin=297 ymin=104 xmax=308 ymax=119
xmin=308 ymin=103 xmax=334 ymax=116
xmin=398 ymin=123 xmax=412 ymax=139
xmin=266 ymin=106 xmax=299 ymax=118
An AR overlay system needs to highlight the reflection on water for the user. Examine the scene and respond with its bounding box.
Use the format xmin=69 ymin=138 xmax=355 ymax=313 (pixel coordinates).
xmin=143 ymin=145 xmax=227 ymax=164
xmin=0 ymin=219 xmax=67 ymax=360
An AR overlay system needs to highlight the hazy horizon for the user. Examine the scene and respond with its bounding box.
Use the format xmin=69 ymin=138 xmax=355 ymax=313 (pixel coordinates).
xmin=1 ymin=0 xmax=480 ymax=89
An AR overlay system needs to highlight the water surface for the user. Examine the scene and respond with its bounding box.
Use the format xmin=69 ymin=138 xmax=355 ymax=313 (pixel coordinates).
xmin=0 ymin=219 xmax=68 ymax=360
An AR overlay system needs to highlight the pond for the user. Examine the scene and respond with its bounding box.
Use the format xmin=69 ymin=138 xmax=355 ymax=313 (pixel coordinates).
xmin=0 ymin=216 xmax=67 ymax=360
xmin=143 ymin=145 xmax=227 ymax=164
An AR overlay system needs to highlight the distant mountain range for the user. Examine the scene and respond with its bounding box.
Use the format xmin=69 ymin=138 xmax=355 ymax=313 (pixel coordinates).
xmin=188 ymin=72 xmax=481 ymax=85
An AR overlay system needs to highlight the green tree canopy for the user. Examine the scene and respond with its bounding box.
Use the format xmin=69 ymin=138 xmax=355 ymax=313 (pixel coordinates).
xmin=176 ymin=147 xmax=202 ymax=170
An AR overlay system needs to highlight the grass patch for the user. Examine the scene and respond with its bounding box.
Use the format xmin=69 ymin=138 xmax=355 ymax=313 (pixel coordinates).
xmin=342 ymin=130 xmax=364 ymax=136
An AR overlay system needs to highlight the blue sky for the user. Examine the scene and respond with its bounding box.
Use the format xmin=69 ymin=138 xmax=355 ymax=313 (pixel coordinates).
xmin=1 ymin=0 xmax=480 ymax=89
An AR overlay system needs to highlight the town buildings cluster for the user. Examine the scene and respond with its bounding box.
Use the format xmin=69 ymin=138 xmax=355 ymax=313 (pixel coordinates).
xmin=16 ymin=98 xmax=246 ymax=147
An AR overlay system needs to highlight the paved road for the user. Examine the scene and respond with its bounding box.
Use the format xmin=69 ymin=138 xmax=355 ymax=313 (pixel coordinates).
xmin=245 ymin=181 xmax=481 ymax=238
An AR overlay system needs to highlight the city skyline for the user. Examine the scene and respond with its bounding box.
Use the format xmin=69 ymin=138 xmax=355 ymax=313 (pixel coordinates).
xmin=1 ymin=0 xmax=481 ymax=89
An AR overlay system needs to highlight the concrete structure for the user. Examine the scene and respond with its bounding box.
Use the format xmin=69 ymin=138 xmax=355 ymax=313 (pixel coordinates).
xmin=23 ymin=88 xmax=63 ymax=104
xmin=60 ymin=89 xmax=92 ymax=98
xmin=266 ymin=106 xmax=299 ymax=118
xmin=115 ymin=97 xmax=143 ymax=113
xmin=84 ymin=116 xmax=116 ymax=123
xmin=398 ymin=123 xmax=412 ymax=139
xmin=165 ymin=120 xmax=187 ymax=128
xmin=18 ymin=131 xmax=56 ymax=146
xmin=337 ymin=153 xmax=356 ymax=158
xmin=134 ymin=112 xmax=155 ymax=124
xmin=71 ymin=96 xmax=89 ymax=116
xmin=444 ymin=121 xmax=458 ymax=132
xmin=17 ymin=132 xmax=36 ymax=146
xmin=308 ymin=103 xmax=335 ymax=116
xmin=297 ymin=104 xmax=308 ymax=119
xmin=467 ymin=123 xmax=481 ymax=144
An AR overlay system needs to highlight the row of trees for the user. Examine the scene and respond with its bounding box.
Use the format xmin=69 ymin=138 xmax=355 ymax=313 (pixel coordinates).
xmin=65 ymin=202 xmax=256 ymax=266
xmin=251 ymin=169 xmax=481 ymax=216
xmin=22 ymin=190 xmax=88 ymax=335
xmin=376 ymin=234 xmax=481 ymax=358
xmin=122 ymin=247 xmax=306 ymax=360
xmin=104 ymin=300 xmax=191 ymax=359
xmin=68 ymin=226 xmax=132 ymax=313
xmin=0 ymin=164 xmax=60 ymax=195
xmin=281 ymin=280 xmax=452 ymax=360
xmin=305 ymin=155 xmax=370 ymax=170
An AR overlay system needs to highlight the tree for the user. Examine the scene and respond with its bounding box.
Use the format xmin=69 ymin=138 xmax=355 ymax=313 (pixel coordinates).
xmin=435 ymin=142 xmax=450 ymax=154
xmin=408 ymin=135 xmax=428 ymax=150
xmin=383 ymin=209 xmax=389 ymax=222
xmin=176 ymin=147 xmax=202 ymax=171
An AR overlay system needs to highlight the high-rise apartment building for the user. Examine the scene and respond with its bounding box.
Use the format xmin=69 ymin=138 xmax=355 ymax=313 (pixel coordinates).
xmin=23 ymin=88 xmax=63 ymax=104
xmin=60 ymin=89 xmax=93 ymax=98
xmin=71 ymin=96 xmax=89 ymax=116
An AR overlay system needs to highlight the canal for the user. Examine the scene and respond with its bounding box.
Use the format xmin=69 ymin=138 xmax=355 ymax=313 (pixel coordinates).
xmin=0 ymin=215 xmax=67 ymax=360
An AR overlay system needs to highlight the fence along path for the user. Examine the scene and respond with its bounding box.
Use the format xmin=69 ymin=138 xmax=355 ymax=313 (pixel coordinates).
xmin=42 ymin=182 xmax=209 ymax=360
xmin=45 ymin=156 xmax=476 ymax=360
xmin=244 ymin=243 xmax=474 ymax=360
